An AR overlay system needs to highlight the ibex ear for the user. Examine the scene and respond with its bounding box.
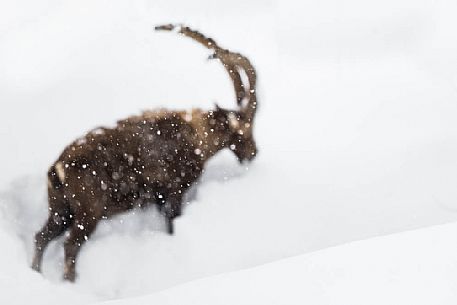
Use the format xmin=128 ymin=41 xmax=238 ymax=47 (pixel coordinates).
xmin=208 ymin=53 xmax=218 ymax=60
xmin=214 ymin=103 xmax=230 ymax=113
xmin=227 ymin=111 xmax=240 ymax=130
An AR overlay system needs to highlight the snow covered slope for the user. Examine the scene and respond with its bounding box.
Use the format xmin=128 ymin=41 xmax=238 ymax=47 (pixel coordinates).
xmin=108 ymin=222 xmax=457 ymax=305
xmin=1 ymin=0 xmax=457 ymax=304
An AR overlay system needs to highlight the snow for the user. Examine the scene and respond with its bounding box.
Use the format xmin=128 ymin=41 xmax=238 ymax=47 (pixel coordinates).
xmin=107 ymin=222 xmax=457 ymax=305
xmin=1 ymin=0 xmax=457 ymax=304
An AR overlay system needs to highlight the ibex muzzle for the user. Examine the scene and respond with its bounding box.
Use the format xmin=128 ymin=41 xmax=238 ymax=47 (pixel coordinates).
xmin=32 ymin=24 xmax=258 ymax=281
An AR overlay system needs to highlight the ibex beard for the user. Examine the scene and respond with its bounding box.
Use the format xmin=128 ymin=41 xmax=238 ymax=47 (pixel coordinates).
xmin=31 ymin=24 xmax=258 ymax=282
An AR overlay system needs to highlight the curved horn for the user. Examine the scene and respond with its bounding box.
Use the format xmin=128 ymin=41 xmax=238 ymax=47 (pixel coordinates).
xmin=155 ymin=24 xmax=257 ymax=122
xmin=216 ymin=50 xmax=257 ymax=122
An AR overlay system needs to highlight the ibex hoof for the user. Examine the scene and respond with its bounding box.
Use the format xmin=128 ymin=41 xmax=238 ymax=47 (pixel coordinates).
xmin=63 ymin=264 xmax=76 ymax=282
xmin=63 ymin=271 xmax=76 ymax=282
xmin=167 ymin=220 xmax=174 ymax=235
xmin=31 ymin=263 xmax=41 ymax=273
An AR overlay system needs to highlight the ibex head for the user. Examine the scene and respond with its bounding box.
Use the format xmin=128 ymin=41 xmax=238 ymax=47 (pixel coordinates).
xmin=155 ymin=24 xmax=258 ymax=163
xmin=210 ymin=105 xmax=257 ymax=162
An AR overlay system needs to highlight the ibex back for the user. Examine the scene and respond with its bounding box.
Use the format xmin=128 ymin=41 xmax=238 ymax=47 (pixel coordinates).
xmin=31 ymin=24 xmax=258 ymax=281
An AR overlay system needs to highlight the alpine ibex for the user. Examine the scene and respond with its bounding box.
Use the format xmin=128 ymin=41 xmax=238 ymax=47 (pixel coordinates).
xmin=31 ymin=24 xmax=258 ymax=281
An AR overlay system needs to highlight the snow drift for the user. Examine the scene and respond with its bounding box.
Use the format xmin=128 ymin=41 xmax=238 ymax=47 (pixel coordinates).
xmin=107 ymin=222 xmax=457 ymax=305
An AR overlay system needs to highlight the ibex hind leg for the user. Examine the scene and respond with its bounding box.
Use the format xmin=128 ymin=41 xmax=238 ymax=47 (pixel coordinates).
xmin=32 ymin=189 xmax=72 ymax=272
xmin=63 ymin=217 xmax=98 ymax=282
